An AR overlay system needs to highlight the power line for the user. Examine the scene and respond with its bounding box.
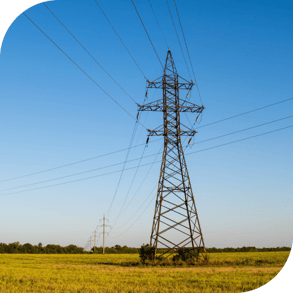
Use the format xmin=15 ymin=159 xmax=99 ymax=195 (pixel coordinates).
xmin=23 ymin=9 xmax=149 ymax=214
xmin=133 ymin=74 xmax=162 ymax=146
xmin=173 ymin=0 xmax=203 ymax=105
xmin=2 ymin=124 xmax=292 ymax=197
xmin=0 ymin=161 xmax=158 ymax=197
xmin=23 ymin=12 xmax=145 ymax=129
xmin=3 ymin=115 xmax=290 ymax=193
xmin=111 ymin=123 xmax=293 ymax=234
xmin=187 ymin=114 xmax=293 ymax=147
xmin=186 ymin=96 xmax=293 ymax=147
xmin=107 ymin=89 xmax=151 ymax=216
xmin=148 ymin=0 xmax=169 ymax=49
xmin=111 ymin=144 xmax=147 ymax=229
xmin=130 ymin=0 xmax=163 ymax=69
xmin=2 ymin=97 xmax=291 ymax=183
xmin=165 ymin=0 xmax=191 ymax=79
xmin=184 ymin=112 xmax=194 ymax=129
xmin=93 ymin=0 xmax=147 ymax=79
xmin=195 ymin=97 xmax=293 ymax=130
xmin=113 ymin=145 xmax=163 ymax=230
xmin=0 ymin=139 xmax=160 ymax=183
xmin=109 ymin=90 xmax=160 ymax=227
xmin=187 ymin=124 xmax=293 ymax=157
xmin=43 ymin=3 xmax=138 ymax=105
xmin=119 ymin=144 xmax=163 ymax=219
xmin=112 ymin=187 xmax=156 ymax=237
xmin=0 ymin=149 xmax=162 ymax=192
xmin=107 ymin=120 xmax=139 ymax=215
xmin=115 ymin=123 xmax=293 ymax=236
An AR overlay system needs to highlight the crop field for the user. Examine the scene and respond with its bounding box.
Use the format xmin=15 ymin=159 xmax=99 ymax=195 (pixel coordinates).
xmin=0 ymin=251 xmax=289 ymax=292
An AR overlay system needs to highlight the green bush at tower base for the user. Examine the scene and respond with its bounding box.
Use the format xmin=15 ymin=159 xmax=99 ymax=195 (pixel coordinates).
xmin=138 ymin=245 xmax=210 ymax=265
xmin=138 ymin=244 xmax=156 ymax=263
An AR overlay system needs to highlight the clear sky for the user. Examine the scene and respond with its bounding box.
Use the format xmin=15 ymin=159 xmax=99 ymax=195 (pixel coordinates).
xmin=0 ymin=0 xmax=292 ymax=249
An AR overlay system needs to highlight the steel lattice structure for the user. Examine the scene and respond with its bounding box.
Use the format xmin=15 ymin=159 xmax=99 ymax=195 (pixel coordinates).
xmin=138 ymin=50 xmax=207 ymax=261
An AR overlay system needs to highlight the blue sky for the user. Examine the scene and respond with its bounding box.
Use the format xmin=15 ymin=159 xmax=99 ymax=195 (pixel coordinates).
xmin=0 ymin=0 xmax=292 ymax=248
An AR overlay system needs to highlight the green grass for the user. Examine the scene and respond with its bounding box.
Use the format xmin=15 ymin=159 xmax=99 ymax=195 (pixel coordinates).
xmin=0 ymin=252 xmax=289 ymax=292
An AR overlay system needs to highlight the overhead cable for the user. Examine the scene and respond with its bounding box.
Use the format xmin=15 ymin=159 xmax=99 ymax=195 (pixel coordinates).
xmin=192 ymin=114 xmax=293 ymax=146
xmin=112 ymin=115 xmax=293 ymax=229
xmin=195 ymin=97 xmax=293 ymax=130
xmin=2 ymin=114 xmax=287 ymax=192
xmin=173 ymin=0 xmax=203 ymax=104
xmin=93 ymin=0 xmax=147 ymax=79
xmin=148 ymin=0 xmax=169 ymax=49
xmin=0 ymin=149 xmax=162 ymax=192
xmin=1 ymin=97 xmax=291 ymax=183
xmin=107 ymin=120 xmax=139 ymax=215
xmin=0 ymin=161 xmax=158 ymax=197
xmin=130 ymin=0 xmax=164 ymax=69
xmin=187 ymin=124 xmax=293 ymax=157
xmin=113 ymin=124 xmax=293 ymax=235
xmin=165 ymin=0 xmax=191 ymax=79
xmin=107 ymin=89 xmax=150 ymax=216
xmin=23 ymin=13 xmax=146 ymax=129
xmin=108 ymin=91 xmax=151 ymax=220
xmin=112 ymin=187 xmax=156 ymax=237
xmin=0 ymin=138 xmax=160 ymax=183
xmin=113 ymin=145 xmax=163 ymax=230
xmin=43 ymin=3 xmax=138 ymax=105
xmin=184 ymin=113 xmax=293 ymax=147
xmin=111 ymin=144 xmax=147 ymax=229
xmin=1 ymin=124 xmax=292 ymax=197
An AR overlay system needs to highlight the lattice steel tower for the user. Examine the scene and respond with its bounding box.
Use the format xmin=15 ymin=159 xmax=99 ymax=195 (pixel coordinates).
xmin=138 ymin=50 xmax=207 ymax=260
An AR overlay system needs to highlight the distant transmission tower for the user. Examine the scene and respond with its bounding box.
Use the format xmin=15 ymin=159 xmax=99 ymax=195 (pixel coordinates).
xmin=98 ymin=215 xmax=110 ymax=255
xmin=138 ymin=50 xmax=207 ymax=261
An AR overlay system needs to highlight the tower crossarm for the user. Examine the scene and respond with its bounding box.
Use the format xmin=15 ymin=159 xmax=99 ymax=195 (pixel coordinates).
xmin=147 ymin=81 xmax=193 ymax=90
xmin=138 ymin=99 xmax=204 ymax=113
xmin=146 ymin=75 xmax=194 ymax=90
xmin=147 ymin=123 xmax=197 ymax=137
xmin=147 ymin=129 xmax=197 ymax=136
xmin=147 ymin=123 xmax=197 ymax=140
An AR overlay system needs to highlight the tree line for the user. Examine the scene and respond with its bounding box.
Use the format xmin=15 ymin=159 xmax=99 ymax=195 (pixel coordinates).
xmin=0 ymin=242 xmax=290 ymax=254
xmin=0 ymin=242 xmax=84 ymax=254
xmin=205 ymin=246 xmax=291 ymax=253
xmin=0 ymin=242 xmax=138 ymax=254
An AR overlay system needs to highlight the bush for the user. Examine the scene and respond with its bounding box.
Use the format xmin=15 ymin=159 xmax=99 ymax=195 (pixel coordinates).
xmin=173 ymin=248 xmax=199 ymax=261
xmin=139 ymin=244 xmax=156 ymax=263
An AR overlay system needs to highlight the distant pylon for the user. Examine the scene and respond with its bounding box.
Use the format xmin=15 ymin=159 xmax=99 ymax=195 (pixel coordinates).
xmin=93 ymin=230 xmax=97 ymax=253
xmin=98 ymin=215 xmax=110 ymax=255
xmin=138 ymin=50 xmax=207 ymax=261
xmin=89 ymin=236 xmax=92 ymax=252
xmin=84 ymin=240 xmax=89 ymax=252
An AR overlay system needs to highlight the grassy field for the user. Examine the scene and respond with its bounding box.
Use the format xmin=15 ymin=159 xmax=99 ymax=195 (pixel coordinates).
xmin=0 ymin=251 xmax=289 ymax=292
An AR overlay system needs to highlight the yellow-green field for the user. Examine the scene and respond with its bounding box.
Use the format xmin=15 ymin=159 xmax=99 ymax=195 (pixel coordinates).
xmin=0 ymin=252 xmax=289 ymax=292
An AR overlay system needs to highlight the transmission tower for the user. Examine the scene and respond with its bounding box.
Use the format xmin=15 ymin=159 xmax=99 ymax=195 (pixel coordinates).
xmin=138 ymin=50 xmax=207 ymax=261
xmin=93 ymin=230 xmax=97 ymax=253
xmin=97 ymin=215 xmax=110 ymax=255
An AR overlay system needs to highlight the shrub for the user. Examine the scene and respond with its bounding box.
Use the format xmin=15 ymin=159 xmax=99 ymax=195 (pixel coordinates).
xmin=138 ymin=244 xmax=155 ymax=263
